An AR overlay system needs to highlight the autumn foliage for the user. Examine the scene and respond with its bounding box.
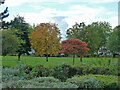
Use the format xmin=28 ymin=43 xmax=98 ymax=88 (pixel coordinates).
xmin=29 ymin=23 xmax=61 ymax=62
xmin=59 ymin=39 xmax=89 ymax=64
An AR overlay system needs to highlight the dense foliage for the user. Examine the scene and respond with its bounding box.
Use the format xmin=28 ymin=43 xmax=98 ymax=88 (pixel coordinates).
xmin=106 ymin=25 xmax=120 ymax=55
xmin=1 ymin=29 xmax=20 ymax=56
xmin=60 ymin=39 xmax=89 ymax=64
xmin=10 ymin=16 xmax=31 ymax=61
xmin=2 ymin=64 xmax=119 ymax=89
xmin=66 ymin=21 xmax=112 ymax=56
xmin=30 ymin=23 xmax=61 ymax=62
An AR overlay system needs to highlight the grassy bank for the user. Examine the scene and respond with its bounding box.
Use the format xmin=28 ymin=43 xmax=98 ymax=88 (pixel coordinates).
xmin=1 ymin=56 xmax=118 ymax=68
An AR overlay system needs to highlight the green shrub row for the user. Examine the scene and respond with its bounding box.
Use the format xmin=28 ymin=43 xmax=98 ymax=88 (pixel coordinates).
xmin=3 ymin=75 xmax=119 ymax=89
xmin=69 ymin=75 xmax=119 ymax=89
xmin=2 ymin=64 xmax=119 ymax=89
xmin=3 ymin=77 xmax=78 ymax=88
xmin=2 ymin=64 xmax=119 ymax=82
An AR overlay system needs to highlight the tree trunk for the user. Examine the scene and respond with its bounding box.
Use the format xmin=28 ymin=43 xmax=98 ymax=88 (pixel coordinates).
xmin=97 ymin=48 xmax=99 ymax=57
xmin=108 ymin=59 xmax=111 ymax=66
xmin=46 ymin=54 xmax=48 ymax=62
xmin=18 ymin=53 xmax=21 ymax=61
xmin=80 ymin=57 xmax=82 ymax=62
xmin=73 ymin=55 xmax=75 ymax=65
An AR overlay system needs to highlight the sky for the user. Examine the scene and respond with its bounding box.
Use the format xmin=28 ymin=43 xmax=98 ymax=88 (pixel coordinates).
xmin=0 ymin=0 xmax=119 ymax=41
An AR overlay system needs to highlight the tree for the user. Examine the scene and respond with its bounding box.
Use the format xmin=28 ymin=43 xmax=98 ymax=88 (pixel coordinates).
xmin=0 ymin=0 xmax=9 ymax=30
xmin=30 ymin=23 xmax=61 ymax=62
xmin=106 ymin=25 xmax=120 ymax=56
xmin=1 ymin=28 xmax=20 ymax=56
xmin=66 ymin=21 xmax=112 ymax=56
xmin=88 ymin=22 xmax=112 ymax=55
xmin=10 ymin=16 xmax=31 ymax=61
xmin=1 ymin=21 xmax=10 ymax=29
xmin=0 ymin=7 xmax=9 ymax=19
xmin=59 ymin=39 xmax=89 ymax=65
xmin=84 ymin=24 xmax=100 ymax=56
xmin=66 ymin=22 xmax=87 ymax=42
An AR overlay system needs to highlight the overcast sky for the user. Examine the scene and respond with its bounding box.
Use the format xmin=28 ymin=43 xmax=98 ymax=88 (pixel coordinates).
xmin=0 ymin=0 xmax=119 ymax=40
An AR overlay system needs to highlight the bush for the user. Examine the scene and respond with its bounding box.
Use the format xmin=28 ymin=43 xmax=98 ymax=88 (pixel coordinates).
xmin=89 ymin=67 xmax=110 ymax=75
xmin=74 ymin=75 xmax=119 ymax=89
xmin=2 ymin=64 xmax=26 ymax=82
xmin=66 ymin=76 xmax=102 ymax=88
xmin=74 ymin=65 xmax=118 ymax=76
xmin=3 ymin=77 xmax=78 ymax=88
xmin=86 ymin=75 xmax=119 ymax=88
xmin=32 ymin=77 xmax=60 ymax=83
xmin=51 ymin=64 xmax=76 ymax=81
xmin=108 ymin=64 xmax=119 ymax=76
xmin=30 ymin=65 xmax=50 ymax=78
xmin=23 ymin=65 xmax=33 ymax=74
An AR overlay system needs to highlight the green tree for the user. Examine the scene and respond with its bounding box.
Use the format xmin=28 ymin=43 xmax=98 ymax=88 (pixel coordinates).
xmin=10 ymin=15 xmax=31 ymax=61
xmin=1 ymin=28 xmax=20 ymax=56
xmin=66 ymin=21 xmax=112 ymax=56
xmin=85 ymin=24 xmax=100 ymax=56
xmin=66 ymin=22 xmax=87 ymax=41
xmin=89 ymin=22 xmax=112 ymax=55
xmin=106 ymin=25 xmax=120 ymax=55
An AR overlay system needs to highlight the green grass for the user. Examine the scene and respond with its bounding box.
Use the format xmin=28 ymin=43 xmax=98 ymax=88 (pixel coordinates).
xmin=1 ymin=55 xmax=118 ymax=68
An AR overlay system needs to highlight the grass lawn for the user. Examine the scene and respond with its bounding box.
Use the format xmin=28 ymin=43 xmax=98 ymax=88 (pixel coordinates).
xmin=1 ymin=55 xmax=118 ymax=68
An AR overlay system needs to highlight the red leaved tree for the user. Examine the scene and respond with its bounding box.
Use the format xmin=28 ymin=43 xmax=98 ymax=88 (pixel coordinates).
xmin=59 ymin=39 xmax=89 ymax=65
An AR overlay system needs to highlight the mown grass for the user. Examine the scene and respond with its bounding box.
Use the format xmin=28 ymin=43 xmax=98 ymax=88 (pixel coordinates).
xmin=1 ymin=55 xmax=118 ymax=68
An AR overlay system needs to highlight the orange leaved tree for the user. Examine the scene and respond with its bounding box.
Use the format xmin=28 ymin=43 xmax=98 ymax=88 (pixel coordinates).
xmin=59 ymin=39 xmax=89 ymax=65
xmin=30 ymin=23 xmax=61 ymax=62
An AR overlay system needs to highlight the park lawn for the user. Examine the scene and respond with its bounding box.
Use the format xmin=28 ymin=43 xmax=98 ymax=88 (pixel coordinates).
xmin=1 ymin=55 xmax=118 ymax=68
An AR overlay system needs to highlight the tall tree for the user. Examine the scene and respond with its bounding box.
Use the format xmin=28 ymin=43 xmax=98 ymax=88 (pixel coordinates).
xmin=0 ymin=0 xmax=9 ymax=30
xmin=66 ymin=22 xmax=87 ymax=42
xmin=84 ymin=24 xmax=100 ymax=56
xmin=66 ymin=21 xmax=112 ymax=56
xmin=1 ymin=28 xmax=20 ymax=56
xmin=89 ymin=22 xmax=112 ymax=55
xmin=106 ymin=25 xmax=120 ymax=55
xmin=30 ymin=23 xmax=61 ymax=62
xmin=59 ymin=39 xmax=89 ymax=65
xmin=10 ymin=16 xmax=31 ymax=61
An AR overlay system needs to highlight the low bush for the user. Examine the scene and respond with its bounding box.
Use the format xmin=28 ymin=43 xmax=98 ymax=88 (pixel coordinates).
xmin=30 ymin=65 xmax=50 ymax=78
xmin=51 ymin=64 xmax=76 ymax=81
xmin=74 ymin=74 xmax=119 ymax=89
xmin=2 ymin=64 xmax=26 ymax=82
xmin=3 ymin=77 xmax=78 ymax=88
xmin=66 ymin=76 xmax=102 ymax=88
xmin=23 ymin=65 xmax=33 ymax=74
xmin=74 ymin=65 xmax=118 ymax=76
xmin=86 ymin=75 xmax=119 ymax=88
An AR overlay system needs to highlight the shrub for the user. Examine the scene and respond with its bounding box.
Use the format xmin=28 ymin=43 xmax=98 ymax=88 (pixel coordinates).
xmin=86 ymin=75 xmax=119 ymax=88
xmin=51 ymin=64 xmax=76 ymax=81
xmin=74 ymin=75 xmax=119 ymax=89
xmin=23 ymin=65 xmax=33 ymax=74
xmin=89 ymin=67 xmax=110 ymax=75
xmin=108 ymin=64 xmax=119 ymax=76
xmin=3 ymin=77 xmax=78 ymax=88
xmin=2 ymin=64 xmax=26 ymax=82
xmin=30 ymin=65 xmax=50 ymax=78
xmin=32 ymin=77 xmax=60 ymax=83
xmin=74 ymin=66 xmax=118 ymax=76
xmin=66 ymin=76 xmax=102 ymax=88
